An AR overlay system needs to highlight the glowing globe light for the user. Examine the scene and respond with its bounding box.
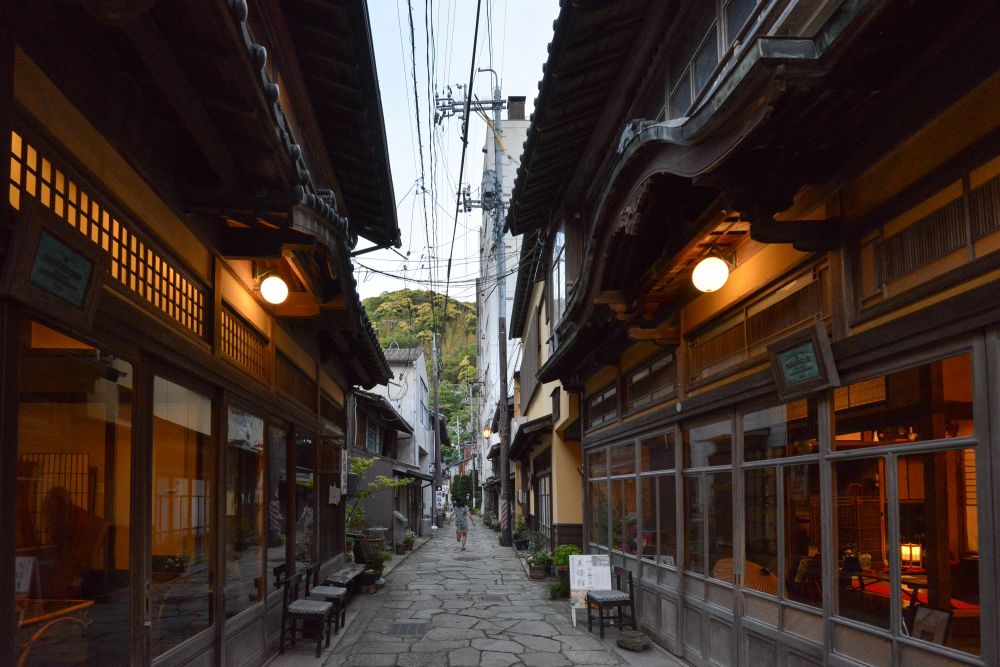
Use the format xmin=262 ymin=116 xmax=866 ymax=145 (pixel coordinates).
xmin=260 ymin=275 xmax=289 ymax=304
xmin=692 ymin=256 xmax=730 ymax=293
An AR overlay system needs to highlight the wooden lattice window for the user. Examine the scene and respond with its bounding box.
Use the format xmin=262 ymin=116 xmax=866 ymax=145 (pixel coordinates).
xmin=689 ymin=270 xmax=827 ymax=381
xmin=833 ymin=377 xmax=886 ymax=411
xmin=220 ymin=305 xmax=268 ymax=380
xmin=276 ymin=352 xmax=315 ymax=409
xmin=8 ymin=130 xmax=206 ymax=337
xmin=858 ymin=157 xmax=1000 ymax=309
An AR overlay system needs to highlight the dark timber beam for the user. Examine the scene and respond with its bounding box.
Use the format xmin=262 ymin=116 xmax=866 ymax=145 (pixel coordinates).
xmin=122 ymin=14 xmax=241 ymax=188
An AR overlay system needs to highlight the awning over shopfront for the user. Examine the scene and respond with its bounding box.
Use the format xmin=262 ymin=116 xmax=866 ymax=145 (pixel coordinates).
xmin=355 ymin=391 xmax=413 ymax=435
xmin=393 ymin=464 xmax=433 ymax=482
xmin=508 ymin=414 xmax=553 ymax=461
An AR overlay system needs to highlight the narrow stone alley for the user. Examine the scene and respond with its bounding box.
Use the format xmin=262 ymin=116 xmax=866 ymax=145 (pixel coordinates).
xmin=272 ymin=525 xmax=684 ymax=667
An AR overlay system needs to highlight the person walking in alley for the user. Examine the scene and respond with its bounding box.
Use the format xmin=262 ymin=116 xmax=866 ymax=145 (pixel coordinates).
xmin=453 ymin=500 xmax=475 ymax=550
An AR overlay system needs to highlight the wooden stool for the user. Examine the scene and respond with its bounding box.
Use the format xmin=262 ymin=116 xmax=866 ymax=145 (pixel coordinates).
xmin=279 ymin=572 xmax=332 ymax=658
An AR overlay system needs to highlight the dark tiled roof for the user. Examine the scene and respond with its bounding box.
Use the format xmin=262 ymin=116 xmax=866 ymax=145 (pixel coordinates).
xmin=383 ymin=347 xmax=424 ymax=363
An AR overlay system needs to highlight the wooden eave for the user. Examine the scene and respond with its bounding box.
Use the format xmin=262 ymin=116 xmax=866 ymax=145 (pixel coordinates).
xmin=539 ymin=0 xmax=1000 ymax=385
xmin=506 ymin=0 xmax=663 ymax=236
xmin=281 ymin=0 xmax=401 ymax=248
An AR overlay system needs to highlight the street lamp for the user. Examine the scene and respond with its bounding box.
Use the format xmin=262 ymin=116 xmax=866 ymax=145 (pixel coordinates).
xmin=482 ymin=427 xmax=492 ymax=439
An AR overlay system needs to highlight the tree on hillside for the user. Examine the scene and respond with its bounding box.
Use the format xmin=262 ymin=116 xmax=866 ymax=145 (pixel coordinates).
xmin=363 ymin=289 xmax=478 ymax=445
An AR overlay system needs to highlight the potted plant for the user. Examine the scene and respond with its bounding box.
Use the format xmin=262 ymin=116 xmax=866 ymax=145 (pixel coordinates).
xmin=527 ymin=550 xmax=552 ymax=579
xmin=403 ymin=532 xmax=416 ymax=551
xmin=512 ymin=515 xmax=530 ymax=551
xmin=552 ymin=544 xmax=582 ymax=586
xmin=366 ymin=548 xmax=393 ymax=578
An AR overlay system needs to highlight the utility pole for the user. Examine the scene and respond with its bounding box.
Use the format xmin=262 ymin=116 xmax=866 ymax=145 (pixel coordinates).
xmin=431 ymin=330 xmax=441 ymax=530
xmin=436 ymin=71 xmax=511 ymax=545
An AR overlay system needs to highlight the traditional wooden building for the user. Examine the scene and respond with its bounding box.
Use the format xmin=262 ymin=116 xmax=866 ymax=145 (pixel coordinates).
xmin=0 ymin=1 xmax=398 ymax=665
xmin=507 ymin=1 xmax=1000 ymax=665
xmin=508 ymin=236 xmax=583 ymax=551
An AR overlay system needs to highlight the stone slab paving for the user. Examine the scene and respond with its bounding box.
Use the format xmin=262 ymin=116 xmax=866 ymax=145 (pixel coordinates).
xmin=269 ymin=527 xmax=689 ymax=667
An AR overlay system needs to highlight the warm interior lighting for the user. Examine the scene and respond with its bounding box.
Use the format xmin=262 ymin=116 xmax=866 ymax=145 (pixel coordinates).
xmin=482 ymin=428 xmax=492 ymax=439
xmin=259 ymin=274 xmax=289 ymax=304
xmin=692 ymin=255 xmax=730 ymax=292
xmin=901 ymin=543 xmax=922 ymax=566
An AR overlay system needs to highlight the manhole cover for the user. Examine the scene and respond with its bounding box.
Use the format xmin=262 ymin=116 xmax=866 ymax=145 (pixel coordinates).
xmin=388 ymin=622 xmax=428 ymax=637
xmin=455 ymin=555 xmax=480 ymax=561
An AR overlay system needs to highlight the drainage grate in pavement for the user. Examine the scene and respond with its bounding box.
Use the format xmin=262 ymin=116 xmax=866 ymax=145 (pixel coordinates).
xmin=454 ymin=555 xmax=480 ymax=561
xmin=388 ymin=622 xmax=428 ymax=637
xmin=479 ymin=595 xmax=507 ymax=603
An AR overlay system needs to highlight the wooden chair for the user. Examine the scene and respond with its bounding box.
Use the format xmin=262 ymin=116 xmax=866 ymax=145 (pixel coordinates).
xmin=279 ymin=571 xmax=332 ymax=658
xmin=586 ymin=566 xmax=637 ymax=639
xmin=305 ymin=563 xmax=347 ymax=636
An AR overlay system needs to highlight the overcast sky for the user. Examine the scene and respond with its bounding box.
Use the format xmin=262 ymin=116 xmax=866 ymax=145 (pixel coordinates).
xmin=353 ymin=0 xmax=560 ymax=304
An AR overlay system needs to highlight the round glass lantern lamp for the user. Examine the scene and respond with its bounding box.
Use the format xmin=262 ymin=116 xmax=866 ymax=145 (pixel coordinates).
xmin=259 ymin=274 xmax=289 ymax=304
xmin=691 ymin=255 xmax=730 ymax=293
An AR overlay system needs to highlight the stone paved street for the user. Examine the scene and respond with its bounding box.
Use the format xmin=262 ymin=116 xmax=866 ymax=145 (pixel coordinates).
xmin=271 ymin=524 xmax=687 ymax=667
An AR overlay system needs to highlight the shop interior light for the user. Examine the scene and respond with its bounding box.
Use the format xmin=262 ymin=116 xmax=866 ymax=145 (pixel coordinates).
xmin=692 ymin=254 xmax=730 ymax=292
xmin=901 ymin=543 xmax=922 ymax=567
xmin=259 ymin=274 xmax=289 ymax=305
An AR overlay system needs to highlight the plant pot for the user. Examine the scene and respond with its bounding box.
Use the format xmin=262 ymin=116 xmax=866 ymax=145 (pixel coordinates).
xmin=404 ymin=542 xmax=414 ymax=551
xmin=528 ymin=564 xmax=547 ymax=579
xmin=358 ymin=571 xmax=379 ymax=586
xmin=513 ymin=538 xmax=529 ymax=551
xmin=395 ymin=544 xmax=406 ymax=555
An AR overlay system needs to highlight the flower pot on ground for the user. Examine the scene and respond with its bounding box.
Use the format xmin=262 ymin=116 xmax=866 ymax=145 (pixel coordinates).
xmin=513 ymin=537 xmax=530 ymax=551
xmin=526 ymin=550 xmax=552 ymax=579
xmin=403 ymin=532 xmax=415 ymax=551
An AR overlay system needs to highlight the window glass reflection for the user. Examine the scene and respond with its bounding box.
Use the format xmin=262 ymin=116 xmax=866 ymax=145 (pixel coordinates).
xmin=744 ymin=468 xmax=777 ymax=595
xmin=295 ymin=434 xmax=316 ymax=566
xmin=611 ymin=479 xmax=637 ymax=555
xmin=640 ymin=475 xmax=677 ymax=567
xmin=16 ymin=322 xmax=133 ymax=666
xmin=684 ymin=420 xmax=732 ymax=467
xmin=151 ymin=376 xmax=214 ymax=655
xmin=609 ymin=443 xmax=635 ymax=476
xmin=896 ymin=450 xmax=980 ymax=655
xmin=784 ymin=464 xmax=821 ymax=607
xmin=640 ymin=433 xmax=675 ymax=472
xmin=589 ymin=481 xmax=608 ymax=548
xmin=224 ymin=406 xmax=263 ymax=618
xmin=266 ymin=426 xmax=288 ymax=591
xmin=833 ymin=354 xmax=972 ymax=450
xmin=744 ymin=400 xmax=818 ymax=460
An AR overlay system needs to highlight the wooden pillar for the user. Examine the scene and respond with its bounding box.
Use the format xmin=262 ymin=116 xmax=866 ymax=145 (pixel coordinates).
xmin=0 ymin=3 xmax=17 ymax=664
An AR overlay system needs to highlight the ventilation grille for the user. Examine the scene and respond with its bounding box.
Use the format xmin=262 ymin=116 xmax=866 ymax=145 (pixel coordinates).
xmin=969 ymin=173 xmax=1000 ymax=240
xmin=276 ymin=353 xmax=315 ymax=409
xmin=8 ymin=131 xmax=206 ymax=337
xmin=691 ymin=278 xmax=825 ymax=380
xmin=876 ymin=198 xmax=966 ymax=285
xmin=747 ymin=281 xmax=822 ymax=346
xmin=220 ymin=306 xmax=267 ymax=381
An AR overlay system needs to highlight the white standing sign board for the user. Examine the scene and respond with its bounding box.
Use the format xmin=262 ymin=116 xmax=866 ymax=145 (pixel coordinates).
xmin=568 ymin=554 xmax=612 ymax=626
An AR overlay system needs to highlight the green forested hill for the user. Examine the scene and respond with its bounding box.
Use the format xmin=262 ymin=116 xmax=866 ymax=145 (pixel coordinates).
xmin=363 ymin=290 xmax=477 ymax=454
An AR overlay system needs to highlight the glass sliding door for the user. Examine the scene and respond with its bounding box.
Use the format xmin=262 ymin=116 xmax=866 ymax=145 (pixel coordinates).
xmin=224 ymin=406 xmax=264 ymax=618
xmin=14 ymin=321 xmax=134 ymax=666
xmin=266 ymin=426 xmax=289 ymax=591
xmin=151 ymin=376 xmax=214 ymax=657
xmin=294 ymin=433 xmax=316 ymax=567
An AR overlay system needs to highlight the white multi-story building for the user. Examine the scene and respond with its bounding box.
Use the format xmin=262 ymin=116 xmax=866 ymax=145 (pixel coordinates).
xmin=477 ymin=96 xmax=529 ymax=514
xmin=370 ymin=347 xmax=435 ymax=520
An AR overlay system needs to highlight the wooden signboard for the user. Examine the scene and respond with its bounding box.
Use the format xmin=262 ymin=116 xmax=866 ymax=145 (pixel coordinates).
xmin=1 ymin=200 xmax=107 ymax=330
xmin=568 ymin=554 xmax=611 ymax=626
xmin=767 ymin=322 xmax=839 ymax=400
